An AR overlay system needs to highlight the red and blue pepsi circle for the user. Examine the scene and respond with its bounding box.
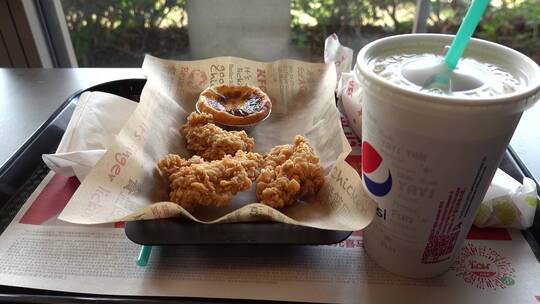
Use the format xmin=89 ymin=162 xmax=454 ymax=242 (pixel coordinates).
xmin=362 ymin=141 xmax=392 ymax=197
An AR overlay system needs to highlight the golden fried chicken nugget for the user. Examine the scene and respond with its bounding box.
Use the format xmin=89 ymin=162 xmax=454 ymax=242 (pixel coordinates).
xmin=181 ymin=112 xmax=254 ymax=161
xmin=158 ymin=151 xmax=263 ymax=211
xmin=256 ymin=135 xmax=325 ymax=208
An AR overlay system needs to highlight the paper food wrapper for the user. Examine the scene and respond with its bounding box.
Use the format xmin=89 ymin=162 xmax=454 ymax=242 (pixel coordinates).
xmin=337 ymin=72 xmax=363 ymax=138
xmin=58 ymin=55 xmax=376 ymax=231
xmin=324 ymin=34 xmax=362 ymax=139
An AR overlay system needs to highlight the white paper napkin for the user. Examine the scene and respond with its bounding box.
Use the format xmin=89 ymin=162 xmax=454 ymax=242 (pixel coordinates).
xmin=42 ymin=91 xmax=137 ymax=181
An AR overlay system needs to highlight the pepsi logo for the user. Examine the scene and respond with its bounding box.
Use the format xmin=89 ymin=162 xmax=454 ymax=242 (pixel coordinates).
xmin=362 ymin=141 xmax=392 ymax=196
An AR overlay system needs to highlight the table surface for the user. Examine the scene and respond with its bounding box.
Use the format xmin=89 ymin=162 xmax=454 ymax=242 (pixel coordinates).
xmin=1 ymin=68 xmax=539 ymax=185
xmin=510 ymin=102 xmax=540 ymax=184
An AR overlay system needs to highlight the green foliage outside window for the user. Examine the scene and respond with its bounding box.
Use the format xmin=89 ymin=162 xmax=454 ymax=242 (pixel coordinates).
xmin=63 ymin=0 xmax=188 ymax=66
xmin=62 ymin=0 xmax=540 ymax=67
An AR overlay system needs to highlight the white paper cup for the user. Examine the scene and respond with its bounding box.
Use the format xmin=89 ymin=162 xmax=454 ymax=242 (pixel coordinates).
xmin=355 ymin=34 xmax=540 ymax=278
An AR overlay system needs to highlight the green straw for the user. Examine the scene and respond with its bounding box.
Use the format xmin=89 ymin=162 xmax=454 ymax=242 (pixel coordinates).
xmin=136 ymin=245 xmax=152 ymax=266
xmin=444 ymin=0 xmax=489 ymax=70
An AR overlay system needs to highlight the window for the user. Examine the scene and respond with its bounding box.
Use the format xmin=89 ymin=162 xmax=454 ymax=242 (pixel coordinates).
xmin=425 ymin=0 xmax=540 ymax=63
xmin=59 ymin=0 xmax=539 ymax=67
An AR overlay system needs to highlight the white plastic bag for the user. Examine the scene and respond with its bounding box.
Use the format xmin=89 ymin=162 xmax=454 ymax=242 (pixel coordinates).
xmin=474 ymin=169 xmax=537 ymax=229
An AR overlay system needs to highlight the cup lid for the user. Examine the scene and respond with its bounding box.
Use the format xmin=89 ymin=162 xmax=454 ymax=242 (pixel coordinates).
xmin=355 ymin=34 xmax=540 ymax=109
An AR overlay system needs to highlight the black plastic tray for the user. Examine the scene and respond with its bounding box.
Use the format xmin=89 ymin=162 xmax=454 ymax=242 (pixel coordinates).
xmin=125 ymin=219 xmax=351 ymax=245
xmin=1 ymin=79 xmax=538 ymax=249
xmin=0 ymin=78 xmax=539 ymax=303
xmin=0 ymin=78 xmax=352 ymax=246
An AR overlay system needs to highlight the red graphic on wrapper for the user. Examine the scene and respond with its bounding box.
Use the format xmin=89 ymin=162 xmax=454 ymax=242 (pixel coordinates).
xmin=345 ymin=155 xmax=361 ymax=175
xmin=344 ymin=131 xmax=359 ymax=147
xmin=342 ymin=115 xmax=363 ymax=178
xmin=256 ymin=68 xmax=267 ymax=92
xmin=20 ymin=175 xmax=121 ymax=227
xmin=209 ymin=64 xmax=225 ymax=86
xmin=346 ymin=79 xmax=355 ymax=97
xmin=466 ymin=226 xmax=511 ymax=241
xmin=452 ymin=243 xmax=515 ymax=290
xmin=108 ymin=151 xmax=131 ymax=182
xmin=422 ymin=187 xmax=465 ymax=264
xmin=187 ymin=69 xmax=208 ymax=90
xmin=20 ymin=175 xmax=80 ymax=225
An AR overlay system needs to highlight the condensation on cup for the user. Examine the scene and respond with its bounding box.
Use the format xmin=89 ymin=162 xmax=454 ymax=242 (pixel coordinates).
xmin=356 ymin=34 xmax=540 ymax=278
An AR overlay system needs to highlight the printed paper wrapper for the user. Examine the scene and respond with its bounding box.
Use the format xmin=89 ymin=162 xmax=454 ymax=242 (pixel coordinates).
xmin=58 ymin=55 xmax=376 ymax=231
xmin=324 ymin=34 xmax=362 ymax=139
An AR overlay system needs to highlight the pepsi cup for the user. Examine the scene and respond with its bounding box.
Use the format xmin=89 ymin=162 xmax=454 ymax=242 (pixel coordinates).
xmin=355 ymin=34 xmax=540 ymax=278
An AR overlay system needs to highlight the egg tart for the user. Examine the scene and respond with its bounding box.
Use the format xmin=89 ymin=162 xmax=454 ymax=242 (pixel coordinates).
xmin=196 ymin=84 xmax=272 ymax=126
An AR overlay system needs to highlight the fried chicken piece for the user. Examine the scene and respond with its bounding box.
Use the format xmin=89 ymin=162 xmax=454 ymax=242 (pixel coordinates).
xmin=158 ymin=151 xmax=264 ymax=211
xmin=256 ymin=135 xmax=325 ymax=209
xmin=158 ymin=154 xmax=204 ymax=177
xmin=233 ymin=150 xmax=265 ymax=180
xmin=263 ymin=143 xmax=295 ymax=169
xmin=181 ymin=112 xmax=254 ymax=161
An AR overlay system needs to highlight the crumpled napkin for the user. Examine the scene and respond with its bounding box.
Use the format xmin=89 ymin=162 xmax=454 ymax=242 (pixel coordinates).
xmin=323 ymin=33 xmax=538 ymax=230
xmin=42 ymin=91 xmax=137 ymax=181
xmin=43 ymin=150 xmax=106 ymax=181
